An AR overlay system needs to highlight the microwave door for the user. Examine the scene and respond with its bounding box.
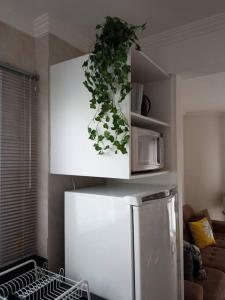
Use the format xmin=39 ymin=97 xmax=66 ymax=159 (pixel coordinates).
xmin=132 ymin=129 xmax=158 ymax=172
xmin=139 ymin=136 xmax=156 ymax=168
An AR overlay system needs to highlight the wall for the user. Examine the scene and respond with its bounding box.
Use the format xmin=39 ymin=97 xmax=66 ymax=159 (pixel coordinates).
xmin=182 ymin=72 xmax=225 ymax=114
xmin=0 ymin=20 xmax=35 ymax=72
xmin=181 ymin=73 xmax=225 ymax=220
xmin=183 ymin=113 xmax=224 ymax=219
xmin=35 ymin=35 xmax=49 ymax=259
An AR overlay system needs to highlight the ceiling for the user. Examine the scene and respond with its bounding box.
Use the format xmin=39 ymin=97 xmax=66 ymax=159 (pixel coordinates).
xmin=1 ymin=0 xmax=225 ymax=40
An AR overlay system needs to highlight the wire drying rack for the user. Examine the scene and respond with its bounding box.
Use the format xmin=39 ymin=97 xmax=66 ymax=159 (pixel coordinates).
xmin=0 ymin=260 xmax=90 ymax=300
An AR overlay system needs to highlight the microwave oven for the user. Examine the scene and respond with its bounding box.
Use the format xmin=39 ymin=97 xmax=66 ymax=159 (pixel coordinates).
xmin=132 ymin=126 xmax=164 ymax=172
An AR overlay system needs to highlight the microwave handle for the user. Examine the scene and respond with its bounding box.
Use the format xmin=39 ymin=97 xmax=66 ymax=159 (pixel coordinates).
xmin=157 ymin=137 xmax=160 ymax=164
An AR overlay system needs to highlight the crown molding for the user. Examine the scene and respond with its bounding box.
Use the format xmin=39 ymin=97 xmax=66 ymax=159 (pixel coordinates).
xmin=33 ymin=13 xmax=91 ymax=53
xmin=141 ymin=11 xmax=225 ymax=50
xmin=33 ymin=13 xmax=49 ymax=38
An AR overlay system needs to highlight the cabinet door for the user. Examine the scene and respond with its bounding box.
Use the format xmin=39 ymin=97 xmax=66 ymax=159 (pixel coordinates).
xmin=50 ymin=55 xmax=130 ymax=178
xmin=133 ymin=197 xmax=178 ymax=300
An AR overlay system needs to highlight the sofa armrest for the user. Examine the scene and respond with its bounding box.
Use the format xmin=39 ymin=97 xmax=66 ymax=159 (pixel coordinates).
xmin=212 ymin=220 xmax=225 ymax=233
xmin=184 ymin=280 xmax=203 ymax=300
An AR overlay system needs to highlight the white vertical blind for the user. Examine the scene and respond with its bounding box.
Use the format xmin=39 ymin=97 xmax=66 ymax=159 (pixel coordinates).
xmin=0 ymin=67 xmax=38 ymax=267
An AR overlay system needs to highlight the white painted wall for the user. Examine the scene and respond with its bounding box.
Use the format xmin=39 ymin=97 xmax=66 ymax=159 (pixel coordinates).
xmin=182 ymin=72 xmax=225 ymax=114
xmin=180 ymin=73 xmax=225 ymax=220
xmin=183 ymin=113 xmax=224 ymax=219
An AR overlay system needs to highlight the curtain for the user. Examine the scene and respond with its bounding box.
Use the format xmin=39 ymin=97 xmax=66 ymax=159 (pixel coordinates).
xmin=0 ymin=67 xmax=38 ymax=267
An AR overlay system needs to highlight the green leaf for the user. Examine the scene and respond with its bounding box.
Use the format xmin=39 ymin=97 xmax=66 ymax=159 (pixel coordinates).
xmin=135 ymin=44 xmax=141 ymax=51
xmin=82 ymin=60 xmax=88 ymax=68
xmin=109 ymin=135 xmax=114 ymax=143
xmin=98 ymin=135 xmax=104 ymax=142
xmin=104 ymin=130 xmax=110 ymax=138
xmin=95 ymin=117 xmax=100 ymax=122
xmin=90 ymin=103 xmax=96 ymax=109
xmin=94 ymin=143 xmax=102 ymax=151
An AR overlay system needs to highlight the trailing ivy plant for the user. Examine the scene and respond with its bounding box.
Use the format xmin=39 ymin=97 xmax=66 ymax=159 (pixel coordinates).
xmin=83 ymin=16 xmax=145 ymax=154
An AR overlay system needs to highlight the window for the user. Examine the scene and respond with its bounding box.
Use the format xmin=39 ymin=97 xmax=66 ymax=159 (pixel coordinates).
xmin=0 ymin=66 xmax=38 ymax=267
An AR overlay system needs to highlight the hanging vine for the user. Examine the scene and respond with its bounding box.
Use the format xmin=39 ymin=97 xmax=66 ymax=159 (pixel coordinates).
xmin=83 ymin=16 xmax=145 ymax=154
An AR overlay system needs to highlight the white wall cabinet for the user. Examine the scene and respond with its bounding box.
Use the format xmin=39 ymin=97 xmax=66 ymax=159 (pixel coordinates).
xmin=50 ymin=50 xmax=176 ymax=179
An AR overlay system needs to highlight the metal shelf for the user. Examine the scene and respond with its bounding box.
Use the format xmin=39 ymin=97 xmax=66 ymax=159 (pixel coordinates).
xmin=0 ymin=260 xmax=90 ymax=300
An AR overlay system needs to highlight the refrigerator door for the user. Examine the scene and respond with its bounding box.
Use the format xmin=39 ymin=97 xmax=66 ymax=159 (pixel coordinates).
xmin=133 ymin=196 xmax=178 ymax=300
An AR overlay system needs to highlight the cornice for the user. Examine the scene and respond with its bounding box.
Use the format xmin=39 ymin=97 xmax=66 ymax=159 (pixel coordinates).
xmin=33 ymin=13 xmax=49 ymax=38
xmin=141 ymin=11 xmax=225 ymax=50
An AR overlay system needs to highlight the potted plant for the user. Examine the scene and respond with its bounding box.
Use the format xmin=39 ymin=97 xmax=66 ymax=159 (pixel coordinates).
xmin=83 ymin=16 xmax=145 ymax=154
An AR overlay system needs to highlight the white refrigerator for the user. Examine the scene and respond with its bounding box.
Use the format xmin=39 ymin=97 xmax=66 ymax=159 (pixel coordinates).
xmin=65 ymin=183 xmax=179 ymax=300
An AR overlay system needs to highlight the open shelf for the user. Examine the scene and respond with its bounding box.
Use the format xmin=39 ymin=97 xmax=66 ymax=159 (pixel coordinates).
xmin=131 ymin=50 xmax=169 ymax=83
xmin=131 ymin=112 xmax=170 ymax=128
xmin=130 ymin=170 xmax=169 ymax=179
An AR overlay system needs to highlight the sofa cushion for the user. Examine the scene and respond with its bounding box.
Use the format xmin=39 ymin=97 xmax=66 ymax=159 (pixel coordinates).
xmin=195 ymin=209 xmax=212 ymax=227
xmin=212 ymin=220 xmax=225 ymax=234
xmin=184 ymin=244 xmax=194 ymax=281
xmin=201 ymin=246 xmax=225 ymax=273
xmin=184 ymin=280 xmax=203 ymax=300
xmin=189 ymin=217 xmax=216 ymax=249
xmin=195 ymin=267 xmax=225 ymax=300
xmin=213 ymin=233 xmax=225 ymax=249
xmin=183 ymin=204 xmax=195 ymax=224
xmin=183 ymin=205 xmax=195 ymax=243
xmin=184 ymin=241 xmax=207 ymax=280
